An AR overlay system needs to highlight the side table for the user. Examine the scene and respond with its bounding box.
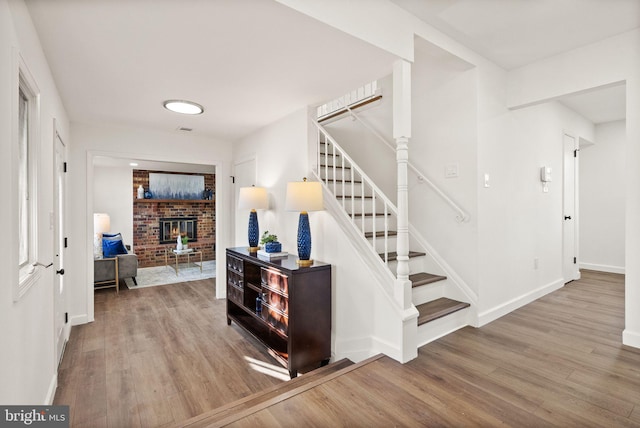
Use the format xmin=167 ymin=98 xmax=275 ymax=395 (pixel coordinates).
xmin=94 ymin=256 xmax=119 ymax=293
xmin=165 ymin=248 xmax=203 ymax=276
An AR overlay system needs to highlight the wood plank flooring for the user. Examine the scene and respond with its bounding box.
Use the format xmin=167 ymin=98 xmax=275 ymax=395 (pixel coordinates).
xmin=56 ymin=270 xmax=640 ymax=427
xmin=54 ymin=279 xmax=286 ymax=428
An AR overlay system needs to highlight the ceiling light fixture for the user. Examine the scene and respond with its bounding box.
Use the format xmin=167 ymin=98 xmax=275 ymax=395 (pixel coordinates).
xmin=163 ymin=99 xmax=204 ymax=115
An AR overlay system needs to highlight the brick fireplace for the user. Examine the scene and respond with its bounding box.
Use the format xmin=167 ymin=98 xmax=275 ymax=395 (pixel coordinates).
xmin=133 ymin=170 xmax=215 ymax=267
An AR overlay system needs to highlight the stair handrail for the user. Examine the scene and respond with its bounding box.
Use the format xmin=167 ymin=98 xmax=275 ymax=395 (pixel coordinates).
xmin=346 ymin=107 xmax=469 ymax=223
xmin=311 ymin=118 xmax=398 ymax=217
xmin=311 ymin=118 xmax=399 ymax=264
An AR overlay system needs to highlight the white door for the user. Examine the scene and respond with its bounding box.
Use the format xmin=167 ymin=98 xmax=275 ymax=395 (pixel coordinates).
xmin=233 ymin=158 xmax=257 ymax=246
xmin=54 ymin=130 xmax=69 ymax=365
xmin=563 ymin=133 xmax=579 ymax=282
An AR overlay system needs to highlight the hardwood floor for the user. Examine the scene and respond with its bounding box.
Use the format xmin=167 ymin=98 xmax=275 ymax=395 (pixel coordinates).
xmin=54 ymin=279 xmax=286 ymax=427
xmin=56 ymin=271 xmax=640 ymax=427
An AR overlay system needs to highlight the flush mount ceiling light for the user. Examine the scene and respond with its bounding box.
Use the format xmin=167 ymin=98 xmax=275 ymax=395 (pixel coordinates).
xmin=163 ymin=99 xmax=204 ymax=115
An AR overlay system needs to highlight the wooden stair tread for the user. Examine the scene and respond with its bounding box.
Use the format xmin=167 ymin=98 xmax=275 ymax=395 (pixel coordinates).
xmin=365 ymin=231 xmax=398 ymax=238
xmin=336 ymin=195 xmax=373 ymax=200
xmin=416 ymin=298 xmax=470 ymax=326
xmin=178 ymin=356 xmax=381 ymax=428
xmin=410 ymin=272 xmax=446 ymax=288
xmin=380 ymin=251 xmax=426 ymax=261
xmin=324 ymin=178 xmax=362 ymax=184
xmin=320 ymin=164 xmax=351 ymax=170
xmin=352 ymin=212 xmax=390 ymax=217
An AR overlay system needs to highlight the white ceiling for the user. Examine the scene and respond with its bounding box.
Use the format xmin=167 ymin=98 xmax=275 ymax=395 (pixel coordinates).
xmin=25 ymin=0 xmax=397 ymax=142
xmin=391 ymin=0 xmax=640 ymax=70
xmin=393 ymin=0 xmax=637 ymax=124
xmin=25 ymin=0 xmax=636 ymax=143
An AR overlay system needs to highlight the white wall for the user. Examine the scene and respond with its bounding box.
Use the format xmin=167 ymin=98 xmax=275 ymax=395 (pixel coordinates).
xmin=324 ymin=50 xmax=480 ymax=295
xmin=0 ymin=0 xmax=70 ymax=404
xmin=323 ymin=74 xmax=396 ymax=201
xmin=93 ymin=166 xmax=133 ymax=248
xmin=504 ymin=29 xmax=640 ymax=347
xmin=477 ymin=98 xmax=594 ymax=323
xmin=281 ymin=0 xmax=626 ymax=335
xmin=410 ymin=48 xmax=478 ymax=294
xmin=68 ymin=122 xmax=233 ymax=325
xmin=580 ymin=120 xmax=626 ymax=273
xmin=233 ymin=108 xmax=406 ymax=362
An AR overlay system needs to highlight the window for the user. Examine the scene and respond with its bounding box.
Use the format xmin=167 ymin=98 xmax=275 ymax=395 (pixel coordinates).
xmin=18 ymin=87 xmax=29 ymax=268
xmin=14 ymin=54 xmax=40 ymax=300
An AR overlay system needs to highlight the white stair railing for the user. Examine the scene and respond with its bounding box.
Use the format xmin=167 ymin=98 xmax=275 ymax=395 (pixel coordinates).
xmin=346 ymin=107 xmax=469 ymax=223
xmin=311 ymin=118 xmax=396 ymax=265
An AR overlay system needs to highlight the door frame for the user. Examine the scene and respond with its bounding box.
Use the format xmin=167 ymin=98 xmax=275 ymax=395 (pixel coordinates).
xmin=53 ymin=120 xmax=69 ymax=366
xmin=563 ymin=132 xmax=580 ymax=283
xmin=85 ymin=151 xmax=229 ymax=322
xmin=233 ymin=155 xmax=258 ymax=247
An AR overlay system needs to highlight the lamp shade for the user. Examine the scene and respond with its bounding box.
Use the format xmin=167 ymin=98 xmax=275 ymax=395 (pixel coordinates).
xmin=285 ymin=180 xmax=323 ymax=212
xmin=238 ymin=186 xmax=268 ymax=210
xmin=93 ymin=213 xmax=111 ymax=234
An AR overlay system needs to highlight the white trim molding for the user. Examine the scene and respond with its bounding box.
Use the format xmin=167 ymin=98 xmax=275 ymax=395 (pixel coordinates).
xmin=579 ymin=263 xmax=625 ymax=275
xmin=478 ymin=278 xmax=565 ymax=326
xmin=623 ymin=329 xmax=640 ymax=349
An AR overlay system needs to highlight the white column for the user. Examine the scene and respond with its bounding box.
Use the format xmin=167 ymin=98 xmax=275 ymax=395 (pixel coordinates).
xmin=624 ymin=76 xmax=640 ymax=348
xmin=393 ymin=59 xmax=412 ymax=310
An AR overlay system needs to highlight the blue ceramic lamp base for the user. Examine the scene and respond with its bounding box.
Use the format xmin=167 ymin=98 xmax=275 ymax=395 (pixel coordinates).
xmin=248 ymin=210 xmax=260 ymax=252
xmin=296 ymin=212 xmax=313 ymax=266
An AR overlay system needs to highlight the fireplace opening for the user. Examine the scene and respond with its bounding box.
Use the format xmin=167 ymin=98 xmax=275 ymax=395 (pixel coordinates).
xmin=159 ymin=217 xmax=197 ymax=244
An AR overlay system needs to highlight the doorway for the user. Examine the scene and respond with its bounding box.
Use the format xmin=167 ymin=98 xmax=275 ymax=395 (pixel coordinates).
xmin=54 ymin=127 xmax=69 ymax=365
xmin=233 ymin=157 xmax=257 ymax=246
xmin=563 ymin=133 xmax=579 ymax=283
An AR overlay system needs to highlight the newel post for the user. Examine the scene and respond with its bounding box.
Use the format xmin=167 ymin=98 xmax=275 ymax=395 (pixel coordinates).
xmin=393 ymin=59 xmax=412 ymax=310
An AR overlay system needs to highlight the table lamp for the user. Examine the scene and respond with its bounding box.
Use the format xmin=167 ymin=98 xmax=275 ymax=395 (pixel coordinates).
xmin=285 ymin=178 xmax=324 ymax=266
xmin=93 ymin=213 xmax=111 ymax=258
xmin=238 ymin=186 xmax=268 ymax=252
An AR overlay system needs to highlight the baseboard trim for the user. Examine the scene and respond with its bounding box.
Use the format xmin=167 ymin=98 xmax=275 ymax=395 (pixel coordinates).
xmin=623 ymin=329 xmax=640 ymax=349
xmin=371 ymin=336 xmax=403 ymax=363
xmin=579 ymin=263 xmax=625 ymax=274
xmin=334 ymin=336 xmax=374 ymax=363
xmin=478 ymin=278 xmax=564 ymax=327
xmin=70 ymin=314 xmax=89 ymax=326
xmin=45 ymin=373 xmax=57 ymax=405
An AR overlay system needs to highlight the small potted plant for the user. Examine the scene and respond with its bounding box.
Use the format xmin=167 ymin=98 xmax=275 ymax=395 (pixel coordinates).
xmin=260 ymin=231 xmax=281 ymax=253
xmin=181 ymin=234 xmax=189 ymax=250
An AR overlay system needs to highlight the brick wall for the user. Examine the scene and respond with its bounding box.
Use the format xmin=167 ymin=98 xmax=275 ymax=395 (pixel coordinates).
xmin=133 ymin=170 xmax=215 ymax=267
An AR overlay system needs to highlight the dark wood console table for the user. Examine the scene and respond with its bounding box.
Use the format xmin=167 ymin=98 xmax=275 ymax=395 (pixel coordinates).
xmin=225 ymin=247 xmax=331 ymax=378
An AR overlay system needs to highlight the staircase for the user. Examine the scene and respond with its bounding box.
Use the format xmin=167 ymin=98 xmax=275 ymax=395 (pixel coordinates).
xmin=312 ymin=123 xmax=473 ymax=352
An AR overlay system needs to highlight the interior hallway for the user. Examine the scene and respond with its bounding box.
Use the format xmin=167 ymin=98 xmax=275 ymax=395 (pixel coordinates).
xmin=55 ymin=271 xmax=640 ymax=427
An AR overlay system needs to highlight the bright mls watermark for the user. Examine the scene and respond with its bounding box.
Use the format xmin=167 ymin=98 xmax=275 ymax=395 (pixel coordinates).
xmin=0 ymin=406 xmax=68 ymax=427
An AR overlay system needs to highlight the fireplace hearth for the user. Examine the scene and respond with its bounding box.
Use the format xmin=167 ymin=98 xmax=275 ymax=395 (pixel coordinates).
xmin=159 ymin=217 xmax=197 ymax=244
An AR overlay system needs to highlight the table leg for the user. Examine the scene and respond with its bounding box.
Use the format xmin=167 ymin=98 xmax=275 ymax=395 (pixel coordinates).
xmin=175 ymin=254 xmax=178 ymax=276
xmin=200 ymin=251 xmax=202 ymax=273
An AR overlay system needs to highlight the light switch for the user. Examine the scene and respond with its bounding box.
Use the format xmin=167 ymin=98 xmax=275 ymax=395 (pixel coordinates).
xmin=484 ymin=173 xmax=490 ymax=188
xmin=445 ymin=163 xmax=459 ymax=178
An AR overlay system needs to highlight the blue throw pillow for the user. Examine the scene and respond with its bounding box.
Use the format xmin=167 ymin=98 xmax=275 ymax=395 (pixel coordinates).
xmin=102 ymin=232 xmax=123 ymax=241
xmin=102 ymin=234 xmax=128 ymax=257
